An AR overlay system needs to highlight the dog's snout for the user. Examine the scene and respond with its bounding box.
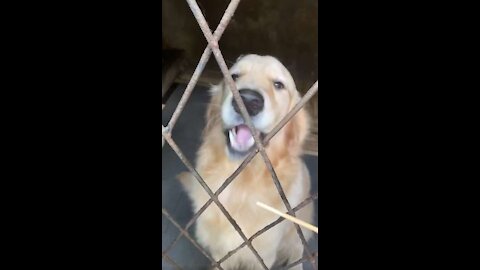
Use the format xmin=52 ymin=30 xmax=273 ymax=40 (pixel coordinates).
xmin=232 ymin=89 xmax=264 ymax=116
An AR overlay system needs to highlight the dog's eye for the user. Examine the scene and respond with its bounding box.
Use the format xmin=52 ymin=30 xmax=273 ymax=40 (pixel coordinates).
xmin=273 ymin=81 xmax=285 ymax=90
xmin=231 ymin=73 xmax=240 ymax=81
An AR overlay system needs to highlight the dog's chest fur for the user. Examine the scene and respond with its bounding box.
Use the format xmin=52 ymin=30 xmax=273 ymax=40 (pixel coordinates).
xmin=192 ymin=159 xmax=304 ymax=251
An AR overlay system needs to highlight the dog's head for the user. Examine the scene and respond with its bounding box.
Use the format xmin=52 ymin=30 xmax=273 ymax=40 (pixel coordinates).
xmin=206 ymin=54 xmax=309 ymax=160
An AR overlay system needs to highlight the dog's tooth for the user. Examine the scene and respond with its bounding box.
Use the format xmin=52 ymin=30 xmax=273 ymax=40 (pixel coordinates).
xmin=247 ymin=136 xmax=254 ymax=148
xmin=229 ymin=129 xmax=235 ymax=144
xmin=229 ymin=130 xmax=240 ymax=150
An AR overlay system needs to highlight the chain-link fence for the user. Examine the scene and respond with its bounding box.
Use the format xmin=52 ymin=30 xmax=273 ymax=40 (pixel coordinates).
xmin=162 ymin=1 xmax=318 ymax=269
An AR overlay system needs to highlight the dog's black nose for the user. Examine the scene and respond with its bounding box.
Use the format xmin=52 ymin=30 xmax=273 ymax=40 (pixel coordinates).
xmin=232 ymin=89 xmax=264 ymax=116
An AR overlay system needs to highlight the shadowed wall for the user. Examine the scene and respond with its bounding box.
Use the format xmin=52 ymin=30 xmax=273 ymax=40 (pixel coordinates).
xmin=162 ymin=0 xmax=318 ymax=93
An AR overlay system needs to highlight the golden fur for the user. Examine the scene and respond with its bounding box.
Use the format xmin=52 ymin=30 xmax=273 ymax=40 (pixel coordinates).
xmin=178 ymin=55 xmax=313 ymax=270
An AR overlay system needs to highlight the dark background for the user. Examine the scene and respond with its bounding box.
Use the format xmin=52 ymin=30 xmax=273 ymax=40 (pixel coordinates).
xmin=163 ymin=0 xmax=317 ymax=92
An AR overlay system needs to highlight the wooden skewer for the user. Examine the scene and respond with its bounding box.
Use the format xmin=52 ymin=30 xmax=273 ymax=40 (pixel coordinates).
xmin=256 ymin=201 xmax=318 ymax=234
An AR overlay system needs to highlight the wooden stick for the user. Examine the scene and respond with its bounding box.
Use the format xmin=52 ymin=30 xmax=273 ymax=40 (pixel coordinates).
xmin=256 ymin=202 xmax=318 ymax=234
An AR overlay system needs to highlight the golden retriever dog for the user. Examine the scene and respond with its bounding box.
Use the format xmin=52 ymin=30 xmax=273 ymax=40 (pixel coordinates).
xmin=178 ymin=54 xmax=313 ymax=270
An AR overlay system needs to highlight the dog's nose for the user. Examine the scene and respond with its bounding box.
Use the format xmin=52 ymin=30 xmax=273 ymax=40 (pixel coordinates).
xmin=232 ymin=89 xmax=264 ymax=116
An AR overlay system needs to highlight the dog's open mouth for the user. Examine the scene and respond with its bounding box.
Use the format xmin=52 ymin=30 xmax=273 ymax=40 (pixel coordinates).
xmin=225 ymin=124 xmax=265 ymax=155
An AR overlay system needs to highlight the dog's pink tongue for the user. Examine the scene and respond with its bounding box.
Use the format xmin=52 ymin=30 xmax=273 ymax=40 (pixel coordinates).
xmin=236 ymin=125 xmax=252 ymax=146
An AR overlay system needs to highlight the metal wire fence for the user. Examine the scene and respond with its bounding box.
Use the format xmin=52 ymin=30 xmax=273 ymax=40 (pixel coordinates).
xmin=162 ymin=1 xmax=318 ymax=269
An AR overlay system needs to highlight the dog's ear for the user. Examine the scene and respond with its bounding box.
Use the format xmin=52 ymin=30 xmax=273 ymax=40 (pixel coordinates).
xmin=284 ymin=98 xmax=310 ymax=155
xmin=177 ymin=171 xmax=193 ymax=194
xmin=235 ymin=54 xmax=245 ymax=63
xmin=176 ymin=172 xmax=196 ymax=198
xmin=203 ymin=82 xmax=224 ymax=136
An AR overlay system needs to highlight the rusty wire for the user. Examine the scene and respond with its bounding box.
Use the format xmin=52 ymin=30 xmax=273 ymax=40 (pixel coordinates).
xmin=162 ymin=81 xmax=318 ymax=259
xmin=184 ymin=0 xmax=316 ymax=267
xmin=281 ymin=252 xmax=319 ymax=270
xmin=162 ymin=0 xmax=318 ymax=269
xmin=163 ymin=132 xmax=269 ymax=269
xmin=215 ymin=193 xmax=318 ymax=267
xmin=163 ymin=254 xmax=183 ymax=270
xmin=165 ymin=0 xmax=241 ymax=135
xmin=162 ymin=208 xmax=224 ymax=270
